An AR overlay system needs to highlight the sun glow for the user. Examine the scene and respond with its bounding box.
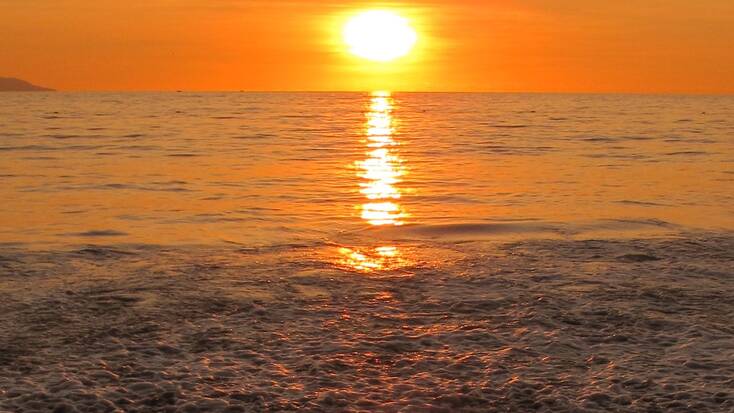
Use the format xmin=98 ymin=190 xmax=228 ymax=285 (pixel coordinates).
xmin=343 ymin=11 xmax=418 ymax=62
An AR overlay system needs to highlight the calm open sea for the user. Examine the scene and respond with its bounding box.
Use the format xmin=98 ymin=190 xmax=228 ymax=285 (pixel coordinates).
xmin=1 ymin=92 xmax=732 ymax=252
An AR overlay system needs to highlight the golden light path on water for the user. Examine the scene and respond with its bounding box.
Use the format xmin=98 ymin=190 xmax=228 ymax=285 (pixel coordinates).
xmin=339 ymin=91 xmax=409 ymax=272
xmin=360 ymin=91 xmax=405 ymax=226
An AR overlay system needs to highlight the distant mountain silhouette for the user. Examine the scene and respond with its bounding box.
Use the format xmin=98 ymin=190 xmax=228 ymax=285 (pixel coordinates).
xmin=0 ymin=77 xmax=54 ymax=91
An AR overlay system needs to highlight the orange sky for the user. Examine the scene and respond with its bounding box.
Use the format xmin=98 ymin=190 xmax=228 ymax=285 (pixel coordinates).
xmin=1 ymin=0 xmax=733 ymax=93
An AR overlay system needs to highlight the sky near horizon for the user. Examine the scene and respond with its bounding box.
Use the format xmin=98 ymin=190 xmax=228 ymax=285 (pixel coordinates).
xmin=1 ymin=0 xmax=733 ymax=93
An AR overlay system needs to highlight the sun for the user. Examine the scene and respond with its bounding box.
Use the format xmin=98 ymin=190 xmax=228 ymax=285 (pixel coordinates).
xmin=343 ymin=10 xmax=418 ymax=62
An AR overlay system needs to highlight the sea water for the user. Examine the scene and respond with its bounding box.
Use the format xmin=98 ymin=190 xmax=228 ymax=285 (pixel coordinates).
xmin=1 ymin=92 xmax=732 ymax=251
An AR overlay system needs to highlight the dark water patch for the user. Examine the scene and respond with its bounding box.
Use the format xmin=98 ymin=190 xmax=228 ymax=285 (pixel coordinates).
xmin=617 ymin=253 xmax=660 ymax=262
xmin=623 ymin=135 xmax=656 ymax=141
xmin=664 ymin=138 xmax=716 ymax=144
xmin=237 ymin=106 xmax=265 ymax=112
xmin=152 ymin=180 xmax=188 ymax=185
xmin=0 ymin=145 xmax=55 ymax=151
xmin=75 ymin=246 xmax=136 ymax=257
xmin=539 ymin=179 xmax=579 ymax=185
xmin=44 ymin=134 xmax=81 ymax=139
xmin=616 ymin=200 xmax=668 ymax=207
xmin=82 ymin=182 xmax=194 ymax=192
xmin=582 ymin=136 xmax=618 ymax=142
xmin=303 ymin=146 xmax=345 ymax=152
xmin=116 ymin=214 xmax=147 ymax=221
xmin=666 ymin=151 xmax=709 ymax=156
xmin=285 ymin=127 xmax=340 ymax=134
xmin=167 ymin=153 xmax=200 ymax=157
xmin=233 ymin=133 xmax=275 ymax=140
xmin=103 ymin=183 xmax=132 ymax=189
xmin=368 ymin=222 xmax=560 ymax=241
xmin=120 ymin=145 xmax=159 ymax=151
xmin=247 ymin=130 xmax=277 ymax=139
xmin=584 ymin=153 xmax=651 ymax=160
xmin=123 ymin=133 xmax=146 ymax=138
xmin=210 ymin=182 xmax=248 ymax=188
xmin=63 ymin=145 xmax=106 ymax=151
xmin=473 ymin=144 xmax=555 ymax=156
xmin=596 ymin=218 xmax=674 ymax=229
xmin=21 ymin=156 xmax=58 ymax=161
xmin=66 ymin=230 xmax=129 ymax=237
xmin=281 ymin=113 xmax=320 ymax=119
xmin=235 ymin=206 xmax=281 ymax=213
xmin=490 ymin=124 xmax=529 ymax=129
xmin=410 ymin=195 xmax=485 ymax=204
xmin=147 ymin=186 xmax=193 ymax=193
xmin=188 ymin=214 xmax=248 ymax=223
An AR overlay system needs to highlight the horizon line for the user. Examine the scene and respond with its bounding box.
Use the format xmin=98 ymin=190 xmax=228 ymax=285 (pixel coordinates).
xmin=12 ymin=89 xmax=734 ymax=96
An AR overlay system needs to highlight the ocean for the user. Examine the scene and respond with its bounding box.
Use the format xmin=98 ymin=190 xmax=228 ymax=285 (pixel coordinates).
xmin=1 ymin=92 xmax=732 ymax=249
xmin=1 ymin=92 xmax=733 ymax=411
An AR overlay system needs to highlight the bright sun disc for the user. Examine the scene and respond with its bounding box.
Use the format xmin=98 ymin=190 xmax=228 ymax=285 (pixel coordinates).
xmin=343 ymin=11 xmax=417 ymax=62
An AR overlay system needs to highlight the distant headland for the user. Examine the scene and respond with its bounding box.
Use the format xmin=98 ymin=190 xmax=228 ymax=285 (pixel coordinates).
xmin=0 ymin=77 xmax=55 ymax=92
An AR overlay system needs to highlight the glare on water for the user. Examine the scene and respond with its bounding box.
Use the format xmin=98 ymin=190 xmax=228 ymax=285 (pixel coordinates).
xmin=339 ymin=92 xmax=410 ymax=272
xmin=337 ymin=245 xmax=405 ymax=272
xmin=358 ymin=92 xmax=406 ymax=226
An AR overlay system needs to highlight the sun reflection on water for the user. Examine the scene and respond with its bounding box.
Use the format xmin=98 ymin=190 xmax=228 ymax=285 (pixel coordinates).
xmin=338 ymin=246 xmax=406 ymax=272
xmin=357 ymin=92 xmax=406 ymax=227
xmin=338 ymin=91 xmax=410 ymax=273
